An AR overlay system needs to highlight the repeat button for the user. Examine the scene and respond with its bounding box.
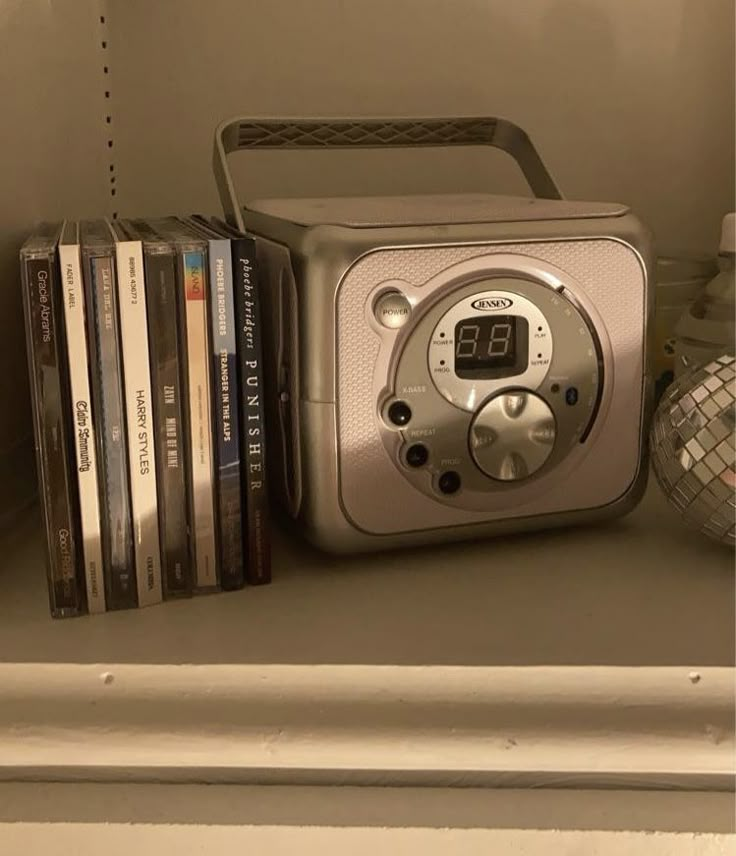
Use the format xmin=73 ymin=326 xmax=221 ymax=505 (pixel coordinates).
xmin=374 ymin=291 xmax=411 ymax=329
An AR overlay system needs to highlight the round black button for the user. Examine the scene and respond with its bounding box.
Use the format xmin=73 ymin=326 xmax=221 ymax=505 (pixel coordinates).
xmin=438 ymin=470 xmax=461 ymax=495
xmin=388 ymin=400 xmax=412 ymax=426
xmin=405 ymin=443 xmax=429 ymax=468
xmin=565 ymin=387 xmax=579 ymax=406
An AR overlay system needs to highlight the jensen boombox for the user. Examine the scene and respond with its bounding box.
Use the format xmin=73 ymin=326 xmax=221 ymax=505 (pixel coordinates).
xmin=215 ymin=116 xmax=654 ymax=552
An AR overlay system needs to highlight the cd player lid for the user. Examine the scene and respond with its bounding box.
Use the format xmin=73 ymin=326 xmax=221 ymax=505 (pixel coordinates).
xmin=245 ymin=192 xmax=629 ymax=228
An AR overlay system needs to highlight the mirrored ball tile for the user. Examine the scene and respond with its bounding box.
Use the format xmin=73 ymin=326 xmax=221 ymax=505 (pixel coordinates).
xmin=651 ymin=354 xmax=736 ymax=546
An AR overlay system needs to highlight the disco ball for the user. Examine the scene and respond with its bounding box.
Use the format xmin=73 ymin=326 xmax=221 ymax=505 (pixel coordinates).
xmin=650 ymin=354 xmax=736 ymax=545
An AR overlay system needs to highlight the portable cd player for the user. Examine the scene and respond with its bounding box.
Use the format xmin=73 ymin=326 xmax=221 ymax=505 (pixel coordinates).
xmin=215 ymin=116 xmax=654 ymax=552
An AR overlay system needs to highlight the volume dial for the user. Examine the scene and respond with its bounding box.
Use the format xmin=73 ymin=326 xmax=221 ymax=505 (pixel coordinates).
xmin=469 ymin=391 xmax=556 ymax=481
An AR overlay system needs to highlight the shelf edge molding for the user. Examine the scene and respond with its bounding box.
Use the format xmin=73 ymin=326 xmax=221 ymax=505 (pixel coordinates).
xmin=0 ymin=663 xmax=733 ymax=789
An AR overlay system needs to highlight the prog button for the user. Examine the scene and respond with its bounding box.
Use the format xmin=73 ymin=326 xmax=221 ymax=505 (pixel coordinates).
xmin=438 ymin=471 xmax=461 ymax=495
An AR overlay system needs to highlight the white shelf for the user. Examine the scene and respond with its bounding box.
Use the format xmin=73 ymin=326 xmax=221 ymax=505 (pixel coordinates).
xmin=0 ymin=479 xmax=732 ymax=793
xmin=1 ymin=479 xmax=732 ymax=667
xmin=0 ymin=822 xmax=731 ymax=856
xmin=0 ymin=782 xmax=731 ymax=832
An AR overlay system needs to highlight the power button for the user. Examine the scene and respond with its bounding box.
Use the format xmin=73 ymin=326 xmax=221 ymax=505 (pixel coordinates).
xmin=374 ymin=291 xmax=411 ymax=329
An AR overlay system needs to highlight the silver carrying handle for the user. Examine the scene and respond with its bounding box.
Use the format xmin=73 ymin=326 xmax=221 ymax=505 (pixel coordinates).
xmin=214 ymin=116 xmax=563 ymax=231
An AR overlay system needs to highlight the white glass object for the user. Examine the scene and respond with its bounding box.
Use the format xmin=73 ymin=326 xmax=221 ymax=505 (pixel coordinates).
xmin=674 ymin=213 xmax=736 ymax=377
xmin=653 ymin=253 xmax=717 ymax=401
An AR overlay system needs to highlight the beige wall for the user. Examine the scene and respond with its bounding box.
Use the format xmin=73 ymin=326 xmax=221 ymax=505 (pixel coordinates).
xmin=109 ymin=0 xmax=735 ymax=255
xmin=1 ymin=0 xmax=734 ymax=505
xmin=0 ymin=0 xmax=112 ymax=515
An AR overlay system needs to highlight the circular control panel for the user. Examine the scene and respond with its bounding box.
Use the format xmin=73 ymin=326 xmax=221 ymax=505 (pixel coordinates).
xmin=469 ymin=391 xmax=556 ymax=480
xmin=428 ymin=291 xmax=552 ymax=411
xmin=376 ymin=266 xmax=605 ymax=512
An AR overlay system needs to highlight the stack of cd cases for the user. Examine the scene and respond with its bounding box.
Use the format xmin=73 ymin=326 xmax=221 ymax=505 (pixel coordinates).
xmin=20 ymin=217 xmax=271 ymax=618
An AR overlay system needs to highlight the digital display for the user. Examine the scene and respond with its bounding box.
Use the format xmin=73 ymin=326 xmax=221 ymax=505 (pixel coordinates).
xmin=454 ymin=315 xmax=528 ymax=378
